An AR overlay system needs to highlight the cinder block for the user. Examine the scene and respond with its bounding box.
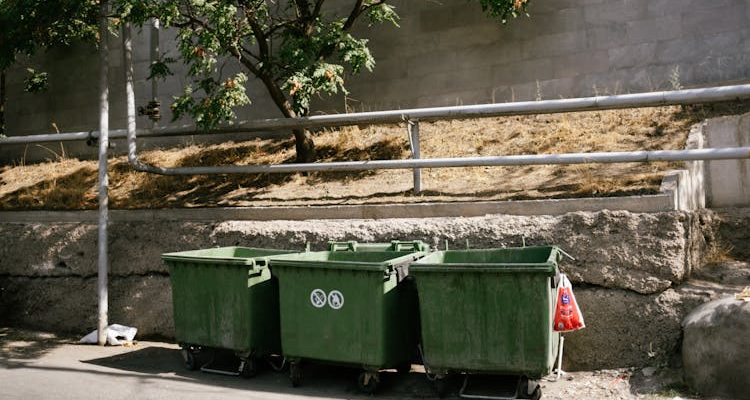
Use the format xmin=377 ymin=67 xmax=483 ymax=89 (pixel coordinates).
xmin=419 ymin=3 xmax=485 ymax=33
xmin=681 ymin=7 xmax=749 ymax=36
xmin=626 ymin=16 xmax=682 ymax=44
xmin=646 ymin=0 xmax=688 ymax=17
xmin=435 ymin=24 xmax=510 ymax=50
xmin=506 ymin=8 xmax=585 ymax=38
xmin=609 ymin=42 xmax=658 ymax=69
xmin=584 ymin=0 xmax=648 ymax=26
xmin=521 ymin=30 xmax=588 ymax=59
xmin=405 ymin=51 xmax=458 ymax=77
xmin=655 ymin=37 xmax=701 ymax=64
xmin=415 ymin=66 xmax=493 ymax=95
xmin=532 ymin=0 xmax=605 ymax=13
xmin=415 ymin=88 xmax=492 ymax=108
xmin=492 ymin=58 xmax=556 ymax=85
xmin=453 ymin=43 xmax=523 ymax=70
xmin=554 ymin=50 xmax=610 ymax=79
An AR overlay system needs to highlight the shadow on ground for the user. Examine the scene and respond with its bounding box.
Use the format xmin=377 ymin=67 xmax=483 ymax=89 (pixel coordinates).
xmin=81 ymin=346 xmax=444 ymax=399
xmin=0 ymin=327 xmax=71 ymax=367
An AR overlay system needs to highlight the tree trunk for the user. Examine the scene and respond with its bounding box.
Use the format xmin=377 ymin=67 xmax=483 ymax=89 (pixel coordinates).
xmin=293 ymin=128 xmax=316 ymax=163
xmin=0 ymin=69 xmax=5 ymax=137
xmin=255 ymin=72 xmax=316 ymax=163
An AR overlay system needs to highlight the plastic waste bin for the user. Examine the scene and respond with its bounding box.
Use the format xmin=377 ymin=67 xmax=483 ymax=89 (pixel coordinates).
xmin=269 ymin=250 xmax=425 ymax=393
xmin=409 ymin=246 xmax=563 ymax=399
xmin=162 ymin=246 xmax=295 ymax=377
xmin=328 ymin=240 xmax=430 ymax=252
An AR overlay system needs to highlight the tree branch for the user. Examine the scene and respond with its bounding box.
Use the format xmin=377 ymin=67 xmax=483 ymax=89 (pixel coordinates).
xmin=342 ymin=0 xmax=364 ymax=32
xmin=312 ymin=0 xmax=325 ymax=19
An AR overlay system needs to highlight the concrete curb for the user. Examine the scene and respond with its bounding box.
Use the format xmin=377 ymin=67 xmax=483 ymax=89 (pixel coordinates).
xmin=0 ymin=194 xmax=680 ymax=222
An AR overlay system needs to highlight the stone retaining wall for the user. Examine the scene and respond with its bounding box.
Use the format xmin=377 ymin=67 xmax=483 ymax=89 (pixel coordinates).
xmin=0 ymin=209 xmax=714 ymax=370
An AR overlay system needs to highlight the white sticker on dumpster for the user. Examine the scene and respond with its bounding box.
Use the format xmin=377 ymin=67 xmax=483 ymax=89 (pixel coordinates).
xmin=328 ymin=290 xmax=344 ymax=310
xmin=310 ymin=289 xmax=327 ymax=308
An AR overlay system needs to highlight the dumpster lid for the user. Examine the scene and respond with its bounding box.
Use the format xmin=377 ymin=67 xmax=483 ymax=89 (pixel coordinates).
xmin=269 ymin=251 xmax=424 ymax=272
xmin=162 ymin=246 xmax=296 ymax=267
xmin=328 ymin=240 xmax=430 ymax=252
xmin=410 ymin=246 xmax=561 ymax=274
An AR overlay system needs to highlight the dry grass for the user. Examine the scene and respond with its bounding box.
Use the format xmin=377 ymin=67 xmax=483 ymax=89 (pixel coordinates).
xmin=1 ymin=101 xmax=749 ymax=210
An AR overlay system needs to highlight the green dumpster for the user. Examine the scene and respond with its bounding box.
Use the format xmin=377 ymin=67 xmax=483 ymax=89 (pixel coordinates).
xmin=410 ymin=246 xmax=562 ymax=398
xmin=162 ymin=246 xmax=295 ymax=376
xmin=328 ymin=240 xmax=430 ymax=252
xmin=269 ymin=250 xmax=425 ymax=393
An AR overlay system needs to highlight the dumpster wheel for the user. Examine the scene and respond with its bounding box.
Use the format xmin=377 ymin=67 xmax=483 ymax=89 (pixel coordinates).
xmin=357 ymin=371 xmax=380 ymax=394
xmin=432 ymin=376 xmax=449 ymax=398
xmin=528 ymin=386 xmax=541 ymax=400
xmin=396 ymin=362 xmax=412 ymax=374
xmin=289 ymin=360 xmax=302 ymax=387
xmin=181 ymin=347 xmax=200 ymax=371
xmin=239 ymin=357 xmax=257 ymax=379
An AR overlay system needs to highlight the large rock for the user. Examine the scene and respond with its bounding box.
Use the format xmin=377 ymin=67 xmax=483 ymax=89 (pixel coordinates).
xmin=682 ymin=297 xmax=750 ymax=400
xmin=0 ymin=210 xmax=702 ymax=293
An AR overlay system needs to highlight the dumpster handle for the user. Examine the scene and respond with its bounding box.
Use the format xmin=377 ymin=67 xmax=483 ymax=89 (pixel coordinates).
xmin=388 ymin=255 xmax=422 ymax=282
xmin=329 ymin=241 xmax=357 ymax=252
xmin=558 ymin=248 xmax=576 ymax=261
xmin=392 ymin=241 xmax=421 ymax=252
xmin=418 ymin=344 xmax=441 ymax=381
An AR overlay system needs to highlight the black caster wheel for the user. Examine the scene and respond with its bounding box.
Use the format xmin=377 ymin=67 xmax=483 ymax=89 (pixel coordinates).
xmin=433 ymin=377 xmax=448 ymax=398
xmin=396 ymin=362 xmax=411 ymax=374
xmin=289 ymin=361 xmax=302 ymax=387
xmin=357 ymin=371 xmax=380 ymax=394
xmin=520 ymin=377 xmax=541 ymax=400
xmin=182 ymin=349 xmax=198 ymax=371
xmin=240 ymin=357 xmax=257 ymax=378
xmin=266 ymin=355 xmax=287 ymax=372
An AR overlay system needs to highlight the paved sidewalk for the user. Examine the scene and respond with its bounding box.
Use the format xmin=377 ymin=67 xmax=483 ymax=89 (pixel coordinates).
xmin=0 ymin=328 xmax=438 ymax=400
xmin=0 ymin=328 xmax=693 ymax=400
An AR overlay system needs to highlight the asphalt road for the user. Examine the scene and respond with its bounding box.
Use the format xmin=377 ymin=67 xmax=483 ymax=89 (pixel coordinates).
xmin=0 ymin=328 xmax=690 ymax=400
xmin=0 ymin=329 xmax=441 ymax=400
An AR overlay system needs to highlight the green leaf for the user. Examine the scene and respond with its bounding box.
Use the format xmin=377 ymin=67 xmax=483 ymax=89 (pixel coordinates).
xmin=24 ymin=68 xmax=49 ymax=93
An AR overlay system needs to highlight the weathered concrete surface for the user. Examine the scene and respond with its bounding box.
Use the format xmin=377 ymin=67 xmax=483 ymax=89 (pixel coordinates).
xmin=564 ymin=285 xmax=712 ymax=371
xmin=704 ymin=113 xmax=750 ymax=208
xmin=0 ymin=210 xmax=703 ymax=294
xmin=0 ymin=275 xmax=173 ymax=338
xmin=0 ymin=209 xmax=724 ymax=370
xmin=682 ymin=297 xmax=750 ymax=400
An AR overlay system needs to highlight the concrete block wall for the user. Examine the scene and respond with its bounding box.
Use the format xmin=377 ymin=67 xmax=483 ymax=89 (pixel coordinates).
xmin=339 ymin=0 xmax=750 ymax=111
xmin=3 ymin=0 xmax=750 ymax=161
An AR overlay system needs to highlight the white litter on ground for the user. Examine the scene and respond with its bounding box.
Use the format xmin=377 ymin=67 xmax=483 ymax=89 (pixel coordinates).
xmin=79 ymin=324 xmax=138 ymax=346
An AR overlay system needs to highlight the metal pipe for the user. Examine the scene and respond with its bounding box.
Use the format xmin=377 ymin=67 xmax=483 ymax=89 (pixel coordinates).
xmin=4 ymin=83 xmax=750 ymax=145
xmin=96 ymin=0 xmax=110 ymax=347
xmin=127 ymin=147 xmax=750 ymax=176
xmin=150 ymin=19 xmax=159 ymax=102
xmin=124 ymin=24 xmax=161 ymax=174
xmin=408 ymin=120 xmax=421 ymax=194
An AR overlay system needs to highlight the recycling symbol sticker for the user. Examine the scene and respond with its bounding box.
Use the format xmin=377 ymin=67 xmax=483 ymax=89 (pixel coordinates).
xmin=310 ymin=289 xmax=327 ymax=308
xmin=328 ymin=290 xmax=344 ymax=310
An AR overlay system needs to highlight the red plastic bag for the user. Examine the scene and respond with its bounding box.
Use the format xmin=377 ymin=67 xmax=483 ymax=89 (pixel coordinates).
xmin=553 ymin=274 xmax=585 ymax=332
